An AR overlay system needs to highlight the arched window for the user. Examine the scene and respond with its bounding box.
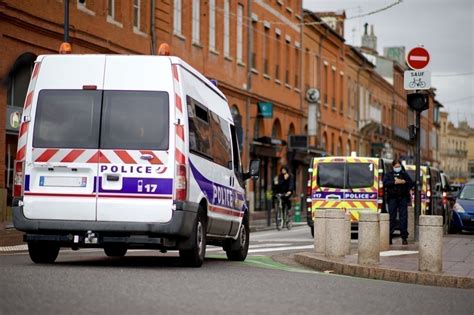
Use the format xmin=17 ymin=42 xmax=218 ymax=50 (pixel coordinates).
xmin=7 ymin=53 xmax=36 ymax=108
xmin=272 ymin=118 xmax=282 ymax=139
xmin=321 ymin=132 xmax=327 ymax=153
xmin=337 ymin=137 xmax=342 ymax=156
xmin=346 ymin=140 xmax=351 ymax=156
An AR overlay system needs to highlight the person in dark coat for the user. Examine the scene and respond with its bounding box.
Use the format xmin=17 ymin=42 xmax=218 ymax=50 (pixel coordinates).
xmin=383 ymin=159 xmax=414 ymax=245
xmin=275 ymin=166 xmax=295 ymax=214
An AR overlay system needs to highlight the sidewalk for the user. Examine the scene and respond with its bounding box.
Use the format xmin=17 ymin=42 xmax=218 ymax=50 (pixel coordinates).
xmin=294 ymin=234 xmax=474 ymax=289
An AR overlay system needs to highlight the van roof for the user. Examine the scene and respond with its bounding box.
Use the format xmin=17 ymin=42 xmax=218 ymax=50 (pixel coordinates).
xmin=36 ymin=55 xmax=227 ymax=101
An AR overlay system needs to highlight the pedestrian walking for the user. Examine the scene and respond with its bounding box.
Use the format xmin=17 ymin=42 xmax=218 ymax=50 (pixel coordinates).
xmin=383 ymin=159 xmax=414 ymax=245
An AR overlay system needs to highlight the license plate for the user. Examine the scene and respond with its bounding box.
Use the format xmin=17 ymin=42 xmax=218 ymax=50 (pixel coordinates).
xmin=39 ymin=176 xmax=87 ymax=187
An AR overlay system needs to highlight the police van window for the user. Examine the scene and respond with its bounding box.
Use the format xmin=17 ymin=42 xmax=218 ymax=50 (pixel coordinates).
xmin=230 ymin=124 xmax=243 ymax=177
xmin=187 ymin=96 xmax=212 ymax=158
xmin=210 ymin=112 xmax=232 ymax=169
xmin=100 ymin=91 xmax=169 ymax=150
xmin=33 ymin=90 xmax=101 ymax=149
xmin=347 ymin=163 xmax=373 ymax=188
xmin=318 ymin=163 xmax=344 ymax=188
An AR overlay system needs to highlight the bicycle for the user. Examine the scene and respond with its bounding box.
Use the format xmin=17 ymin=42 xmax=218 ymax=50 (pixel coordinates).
xmin=275 ymin=193 xmax=292 ymax=230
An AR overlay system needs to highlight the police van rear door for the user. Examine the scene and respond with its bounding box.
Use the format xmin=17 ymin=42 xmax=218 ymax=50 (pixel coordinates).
xmin=25 ymin=55 xmax=105 ymax=221
xmin=96 ymin=56 xmax=173 ymax=223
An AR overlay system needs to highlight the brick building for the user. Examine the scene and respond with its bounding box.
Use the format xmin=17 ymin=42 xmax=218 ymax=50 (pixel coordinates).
xmin=0 ymin=0 xmax=307 ymax=225
xmin=303 ymin=10 xmax=359 ymax=157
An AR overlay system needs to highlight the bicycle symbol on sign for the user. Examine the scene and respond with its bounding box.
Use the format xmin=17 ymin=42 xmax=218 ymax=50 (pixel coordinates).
xmin=409 ymin=78 xmax=426 ymax=89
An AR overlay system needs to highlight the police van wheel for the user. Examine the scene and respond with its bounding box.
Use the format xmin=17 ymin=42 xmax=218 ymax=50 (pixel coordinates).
xmin=28 ymin=242 xmax=60 ymax=264
xmin=225 ymin=216 xmax=250 ymax=261
xmin=104 ymin=245 xmax=127 ymax=257
xmin=180 ymin=209 xmax=206 ymax=267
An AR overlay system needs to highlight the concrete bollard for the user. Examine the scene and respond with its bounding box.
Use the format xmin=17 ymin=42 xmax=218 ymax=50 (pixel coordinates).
xmin=325 ymin=209 xmax=346 ymax=258
xmin=380 ymin=213 xmax=390 ymax=251
xmin=419 ymin=215 xmax=443 ymax=273
xmin=345 ymin=213 xmax=351 ymax=255
xmin=358 ymin=212 xmax=380 ymax=265
xmin=408 ymin=206 xmax=415 ymax=242
xmin=313 ymin=210 xmax=326 ymax=254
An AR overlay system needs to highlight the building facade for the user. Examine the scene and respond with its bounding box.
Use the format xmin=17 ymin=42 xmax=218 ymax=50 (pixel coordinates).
xmin=439 ymin=112 xmax=469 ymax=183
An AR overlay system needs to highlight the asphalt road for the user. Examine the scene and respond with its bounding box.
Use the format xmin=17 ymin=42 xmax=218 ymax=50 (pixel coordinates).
xmin=1 ymin=226 xmax=473 ymax=315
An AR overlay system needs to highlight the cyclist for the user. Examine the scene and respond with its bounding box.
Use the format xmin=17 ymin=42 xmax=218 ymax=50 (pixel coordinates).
xmin=275 ymin=166 xmax=295 ymax=224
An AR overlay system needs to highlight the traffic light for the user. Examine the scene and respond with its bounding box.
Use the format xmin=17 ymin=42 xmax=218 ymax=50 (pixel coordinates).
xmin=407 ymin=92 xmax=428 ymax=112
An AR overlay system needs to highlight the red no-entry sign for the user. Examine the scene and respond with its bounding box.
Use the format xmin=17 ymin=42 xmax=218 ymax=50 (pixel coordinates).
xmin=406 ymin=47 xmax=430 ymax=70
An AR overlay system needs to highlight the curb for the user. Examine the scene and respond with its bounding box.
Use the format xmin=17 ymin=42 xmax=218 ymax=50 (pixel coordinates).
xmin=294 ymin=252 xmax=474 ymax=290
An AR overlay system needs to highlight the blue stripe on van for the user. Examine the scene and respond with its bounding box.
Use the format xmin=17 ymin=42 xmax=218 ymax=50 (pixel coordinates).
xmin=190 ymin=160 xmax=245 ymax=212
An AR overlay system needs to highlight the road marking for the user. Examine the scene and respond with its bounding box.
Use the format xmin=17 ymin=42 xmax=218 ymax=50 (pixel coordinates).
xmin=206 ymin=243 xmax=291 ymax=252
xmin=381 ymin=250 xmax=418 ymax=257
xmin=248 ymin=244 xmax=313 ymax=254
xmin=0 ymin=245 xmax=27 ymax=252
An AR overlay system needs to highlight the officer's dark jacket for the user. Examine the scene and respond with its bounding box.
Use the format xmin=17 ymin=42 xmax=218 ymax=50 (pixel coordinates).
xmin=383 ymin=169 xmax=414 ymax=199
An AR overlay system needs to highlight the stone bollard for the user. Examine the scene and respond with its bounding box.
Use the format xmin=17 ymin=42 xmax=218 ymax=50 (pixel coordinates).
xmin=313 ymin=210 xmax=326 ymax=254
xmin=358 ymin=212 xmax=380 ymax=265
xmin=380 ymin=213 xmax=390 ymax=251
xmin=408 ymin=206 xmax=415 ymax=242
xmin=345 ymin=213 xmax=351 ymax=255
xmin=325 ymin=209 xmax=346 ymax=258
xmin=419 ymin=215 xmax=443 ymax=273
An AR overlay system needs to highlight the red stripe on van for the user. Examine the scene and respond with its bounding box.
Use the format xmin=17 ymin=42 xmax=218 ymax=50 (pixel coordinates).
xmin=19 ymin=122 xmax=28 ymax=137
xmin=175 ymin=93 xmax=183 ymax=112
xmin=172 ymin=65 xmax=179 ymax=81
xmin=16 ymin=146 xmax=26 ymax=161
xmin=87 ymin=151 xmax=111 ymax=164
xmin=61 ymin=149 xmax=85 ymax=163
xmin=36 ymin=149 xmax=59 ymax=162
xmin=32 ymin=63 xmax=41 ymax=78
xmin=114 ymin=150 xmax=136 ymax=164
xmin=209 ymin=206 xmax=244 ymax=217
xmin=139 ymin=150 xmax=163 ymax=165
xmin=23 ymin=91 xmax=34 ymax=110
xmin=175 ymin=148 xmax=185 ymax=164
xmin=176 ymin=124 xmax=184 ymax=141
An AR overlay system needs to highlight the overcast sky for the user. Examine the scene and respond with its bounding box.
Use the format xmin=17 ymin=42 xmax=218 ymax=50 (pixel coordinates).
xmin=303 ymin=0 xmax=474 ymax=126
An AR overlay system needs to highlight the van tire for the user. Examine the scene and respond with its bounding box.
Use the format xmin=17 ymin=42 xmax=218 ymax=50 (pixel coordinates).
xmin=179 ymin=208 xmax=206 ymax=267
xmin=104 ymin=245 xmax=127 ymax=257
xmin=28 ymin=242 xmax=60 ymax=264
xmin=225 ymin=215 xmax=249 ymax=261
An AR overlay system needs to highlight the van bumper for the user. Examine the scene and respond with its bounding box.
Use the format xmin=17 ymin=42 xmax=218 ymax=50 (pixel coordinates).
xmin=12 ymin=201 xmax=198 ymax=238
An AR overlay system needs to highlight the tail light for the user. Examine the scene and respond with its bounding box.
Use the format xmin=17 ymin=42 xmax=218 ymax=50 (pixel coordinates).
xmin=378 ymin=180 xmax=384 ymax=210
xmin=13 ymin=160 xmax=24 ymax=198
xmin=427 ymin=190 xmax=431 ymax=198
xmin=174 ymin=163 xmax=187 ymax=201
xmin=442 ymin=191 xmax=447 ymax=205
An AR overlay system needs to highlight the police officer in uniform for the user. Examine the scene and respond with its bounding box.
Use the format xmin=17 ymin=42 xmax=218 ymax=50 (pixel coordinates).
xmin=383 ymin=159 xmax=414 ymax=245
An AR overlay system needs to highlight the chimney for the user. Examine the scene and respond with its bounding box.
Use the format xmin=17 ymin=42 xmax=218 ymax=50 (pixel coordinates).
xmin=361 ymin=23 xmax=377 ymax=53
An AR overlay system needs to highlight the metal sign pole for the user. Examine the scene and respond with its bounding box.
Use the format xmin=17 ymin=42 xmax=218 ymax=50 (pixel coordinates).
xmin=414 ymin=110 xmax=422 ymax=241
xmin=64 ymin=0 xmax=69 ymax=43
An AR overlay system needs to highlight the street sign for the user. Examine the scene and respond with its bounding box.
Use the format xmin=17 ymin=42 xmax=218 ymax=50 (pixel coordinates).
xmin=406 ymin=47 xmax=430 ymax=70
xmin=404 ymin=70 xmax=431 ymax=90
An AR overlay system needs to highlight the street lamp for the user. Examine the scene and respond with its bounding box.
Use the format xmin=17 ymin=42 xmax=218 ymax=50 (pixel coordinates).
xmin=61 ymin=0 xmax=85 ymax=53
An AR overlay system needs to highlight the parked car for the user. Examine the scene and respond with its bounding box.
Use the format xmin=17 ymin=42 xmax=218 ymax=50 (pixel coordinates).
xmin=449 ymin=181 xmax=474 ymax=233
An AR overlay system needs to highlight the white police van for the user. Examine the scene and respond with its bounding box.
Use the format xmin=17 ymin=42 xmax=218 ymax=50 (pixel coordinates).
xmin=13 ymin=54 xmax=259 ymax=267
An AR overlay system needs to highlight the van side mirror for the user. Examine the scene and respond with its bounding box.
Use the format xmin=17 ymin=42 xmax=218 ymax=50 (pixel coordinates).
xmin=243 ymin=159 xmax=260 ymax=180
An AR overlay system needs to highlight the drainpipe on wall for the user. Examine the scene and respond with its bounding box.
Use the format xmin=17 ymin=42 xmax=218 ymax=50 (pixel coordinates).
xmin=150 ymin=0 xmax=156 ymax=55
